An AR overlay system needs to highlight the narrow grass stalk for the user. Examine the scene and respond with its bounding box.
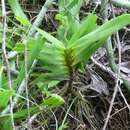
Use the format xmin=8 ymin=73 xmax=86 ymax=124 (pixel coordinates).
xmin=101 ymin=0 xmax=130 ymax=129
xmin=1 ymin=0 xmax=55 ymax=115
xmin=29 ymin=0 xmax=55 ymax=36
xmin=1 ymin=0 xmax=15 ymax=129
xmin=101 ymin=0 xmax=130 ymax=91
xmin=58 ymin=97 xmax=77 ymax=130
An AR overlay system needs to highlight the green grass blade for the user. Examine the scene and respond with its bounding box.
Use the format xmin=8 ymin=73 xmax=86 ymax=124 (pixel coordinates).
xmin=37 ymin=28 xmax=65 ymax=48
xmin=8 ymin=0 xmax=27 ymax=19
xmin=69 ymin=13 xmax=97 ymax=43
xmin=0 ymin=66 xmax=3 ymax=88
xmin=70 ymin=14 xmax=130 ymax=64
xmin=13 ymin=38 xmax=44 ymax=90
xmin=0 ymin=89 xmax=14 ymax=109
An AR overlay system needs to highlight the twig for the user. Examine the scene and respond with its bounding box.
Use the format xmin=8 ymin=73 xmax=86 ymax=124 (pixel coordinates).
xmin=101 ymin=0 xmax=130 ymax=91
xmin=110 ymin=105 xmax=128 ymax=118
xmin=91 ymin=56 xmax=117 ymax=79
xmin=102 ymin=78 xmax=119 ymax=130
xmin=117 ymin=86 xmax=130 ymax=111
xmin=1 ymin=0 xmax=15 ymax=129
xmin=1 ymin=0 xmax=12 ymax=90
xmin=101 ymin=0 xmax=120 ymax=129
xmin=111 ymin=3 xmax=130 ymax=112
xmin=102 ymin=1 xmax=130 ymax=129
xmin=111 ymin=0 xmax=130 ymax=9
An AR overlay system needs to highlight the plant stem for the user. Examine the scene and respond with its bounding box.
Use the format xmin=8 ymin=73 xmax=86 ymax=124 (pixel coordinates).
xmin=101 ymin=0 xmax=130 ymax=92
xmin=1 ymin=0 xmax=15 ymax=129
xmin=1 ymin=0 xmax=55 ymax=115
xmin=101 ymin=0 xmax=130 ymax=129
xmin=29 ymin=0 xmax=55 ymax=36
xmin=111 ymin=0 xmax=130 ymax=9
xmin=101 ymin=0 xmax=117 ymax=72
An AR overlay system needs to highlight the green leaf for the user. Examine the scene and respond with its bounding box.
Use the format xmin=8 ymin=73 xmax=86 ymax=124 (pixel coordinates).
xmin=13 ymin=42 xmax=25 ymax=53
xmin=66 ymin=0 xmax=79 ymax=11
xmin=16 ymin=16 xmax=31 ymax=27
xmin=69 ymin=13 xmax=97 ymax=43
xmin=69 ymin=14 xmax=130 ymax=64
xmin=13 ymin=41 xmax=34 ymax=53
xmin=43 ymin=94 xmax=65 ymax=108
xmin=37 ymin=28 xmax=65 ymax=48
xmin=8 ymin=0 xmax=27 ymax=19
xmin=38 ymin=43 xmax=69 ymax=81
xmin=13 ymin=37 xmax=44 ymax=90
xmin=48 ymin=80 xmax=60 ymax=88
xmin=0 ymin=89 xmax=14 ymax=109
xmin=57 ymin=0 xmax=83 ymax=40
xmin=36 ymin=80 xmax=59 ymax=95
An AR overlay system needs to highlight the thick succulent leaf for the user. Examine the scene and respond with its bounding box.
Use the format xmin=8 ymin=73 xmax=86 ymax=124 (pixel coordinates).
xmin=58 ymin=0 xmax=79 ymax=13
xmin=38 ymin=43 xmax=69 ymax=81
xmin=69 ymin=14 xmax=130 ymax=64
xmin=75 ymin=39 xmax=106 ymax=64
xmin=58 ymin=0 xmax=82 ymax=14
xmin=58 ymin=0 xmax=66 ymax=13
xmin=69 ymin=13 xmax=97 ymax=43
xmin=66 ymin=0 xmax=83 ymax=35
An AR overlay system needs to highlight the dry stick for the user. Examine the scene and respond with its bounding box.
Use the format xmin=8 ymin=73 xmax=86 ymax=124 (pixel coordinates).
xmin=101 ymin=0 xmax=120 ymax=130
xmin=91 ymin=56 xmax=117 ymax=79
xmin=110 ymin=105 xmax=128 ymax=118
xmin=101 ymin=0 xmax=130 ymax=91
xmin=111 ymin=3 xmax=130 ymax=111
xmin=101 ymin=3 xmax=120 ymax=130
xmin=110 ymin=0 xmax=130 ymax=92
xmin=103 ymin=7 xmax=122 ymax=130
xmin=1 ymin=0 xmax=15 ymax=129
xmin=118 ymin=86 xmax=130 ymax=111
xmin=1 ymin=0 xmax=55 ymax=115
xmin=102 ymin=80 xmax=119 ymax=130
xmin=101 ymin=0 xmax=130 ymax=129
